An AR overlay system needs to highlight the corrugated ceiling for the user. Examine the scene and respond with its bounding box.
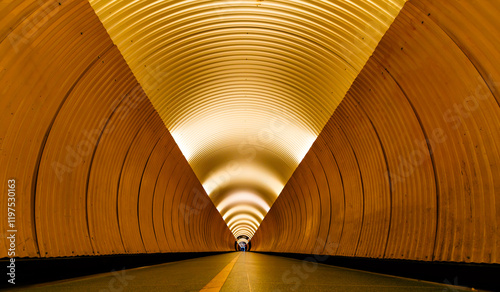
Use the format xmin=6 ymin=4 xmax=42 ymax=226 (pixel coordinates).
xmin=88 ymin=0 xmax=406 ymax=238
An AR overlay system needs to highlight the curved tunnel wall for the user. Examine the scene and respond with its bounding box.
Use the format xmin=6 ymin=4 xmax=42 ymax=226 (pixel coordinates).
xmin=0 ymin=0 xmax=234 ymax=258
xmin=252 ymin=0 xmax=500 ymax=264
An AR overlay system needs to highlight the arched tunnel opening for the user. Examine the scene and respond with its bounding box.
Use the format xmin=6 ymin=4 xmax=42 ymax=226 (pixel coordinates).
xmin=235 ymin=236 xmax=251 ymax=252
xmin=1 ymin=0 xmax=500 ymax=291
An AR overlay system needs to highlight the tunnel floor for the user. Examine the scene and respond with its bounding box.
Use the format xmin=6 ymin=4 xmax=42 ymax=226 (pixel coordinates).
xmin=18 ymin=252 xmax=469 ymax=291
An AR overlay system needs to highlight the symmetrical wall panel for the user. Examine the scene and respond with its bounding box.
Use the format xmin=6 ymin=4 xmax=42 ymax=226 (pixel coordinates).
xmin=252 ymin=0 xmax=500 ymax=264
xmin=0 ymin=0 xmax=233 ymax=258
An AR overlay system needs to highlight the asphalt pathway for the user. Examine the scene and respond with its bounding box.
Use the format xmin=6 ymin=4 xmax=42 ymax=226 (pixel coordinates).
xmin=15 ymin=252 xmax=470 ymax=291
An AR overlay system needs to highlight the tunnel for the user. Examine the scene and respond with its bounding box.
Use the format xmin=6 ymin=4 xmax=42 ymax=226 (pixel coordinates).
xmin=1 ymin=0 xmax=499 ymax=291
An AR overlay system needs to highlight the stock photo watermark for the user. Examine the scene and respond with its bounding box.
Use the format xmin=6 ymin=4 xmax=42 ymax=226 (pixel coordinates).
xmin=8 ymin=0 xmax=62 ymax=53
xmin=98 ymin=268 xmax=135 ymax=292
xmin=6 ymin=179 xmax=17 ymax=285
xmin=203 ymin=112 xmax=292 ymax=197
xmin=50 ymin=55 xmax=171 ymax=182
xmin=179 ymin=109 xmax=293 ymax=224
xmin=179 ymin=187 xmax=211 ymax=224
xmin=442 ymin=276 xmax=461 ymax=292
xmin=280 ymin=239 xmax=339 ymax=291
xmin=386 ymin=75 xmax=500 ymax=182
xmin=50 ymin=84 xmax=145 ymax=182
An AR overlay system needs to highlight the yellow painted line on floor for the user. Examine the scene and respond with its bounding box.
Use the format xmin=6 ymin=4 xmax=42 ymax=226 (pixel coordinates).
xmin=200 ymin=253 xmax=241 ymax=292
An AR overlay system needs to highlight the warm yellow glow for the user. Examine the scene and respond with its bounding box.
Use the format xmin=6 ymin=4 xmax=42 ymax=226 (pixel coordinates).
xmin=235 ymin=233 xmax=254 ymax=239
xmin=237 ymin=238 xmax=249 ymax=245
xmin=216 ymin=191 xmax=270 ymax=214
xmin=228 ymin=215 xmax=260 ymax=230
xmin=89 ymin=0 xmax=406 ymax=238
xmin=223 ymin=205 xmax=265 ymax=221
xmin=234 ymin=227 xmax=255 ymax=236
xmin=232 ymin=226 xmax=257 ymax=235
xmin=203 ymin=163 xmax=285 ymax=197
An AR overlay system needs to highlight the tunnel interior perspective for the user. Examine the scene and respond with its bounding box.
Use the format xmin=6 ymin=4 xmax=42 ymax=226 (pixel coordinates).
xmin=1 ymin=0 xmax=500 ymax=291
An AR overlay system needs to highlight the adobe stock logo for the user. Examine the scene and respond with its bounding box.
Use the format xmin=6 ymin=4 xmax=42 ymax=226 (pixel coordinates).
xmin=8 ymin=1 xmax=62 ymax=53
xmin=386 ymin=75 xmax=500 ymax=183
xmin=279 ymin=238 xmax=339 ymax=291
xmin=98 ymin=268 xmax=135 ymax=292
xmin=51 ymin=85 xmax=145 ymax=182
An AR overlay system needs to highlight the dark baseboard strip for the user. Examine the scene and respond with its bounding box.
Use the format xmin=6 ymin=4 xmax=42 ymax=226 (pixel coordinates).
xmin=1 ymin=251 xmax=229 ymax=289
xmin=254 ymin=251 xmax=500 ymax=292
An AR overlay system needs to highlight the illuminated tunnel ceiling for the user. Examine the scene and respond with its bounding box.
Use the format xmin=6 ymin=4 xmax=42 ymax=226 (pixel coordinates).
xmin=88 ymin=0 xmax=406 ymax=238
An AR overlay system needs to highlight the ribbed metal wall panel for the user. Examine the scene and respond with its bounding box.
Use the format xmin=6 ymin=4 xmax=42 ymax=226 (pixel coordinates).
xmin=0 ymin=0 xmax=233 ymax=258
xmin=252 ymin=0 xmax=500 ymax=264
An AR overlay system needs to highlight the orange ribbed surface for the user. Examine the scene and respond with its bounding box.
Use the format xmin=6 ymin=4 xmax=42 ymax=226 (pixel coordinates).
xmin=252 ymin=0 xmax=500 ymax=264
xmin=0 ymin=0 xmax=233 ymax=258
